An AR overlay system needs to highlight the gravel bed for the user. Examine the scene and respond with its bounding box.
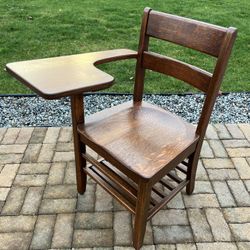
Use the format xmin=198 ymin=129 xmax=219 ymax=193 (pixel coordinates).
xmin=0 ymin=93 xmax=249 ymax=127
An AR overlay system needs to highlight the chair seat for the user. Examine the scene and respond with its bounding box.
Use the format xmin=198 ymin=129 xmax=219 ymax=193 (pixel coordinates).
xmin=77 ymin=101 xmax=199 ymax=179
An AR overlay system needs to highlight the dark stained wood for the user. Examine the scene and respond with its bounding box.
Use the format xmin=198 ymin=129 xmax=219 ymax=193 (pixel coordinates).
xmin=147 ymin=10 xmax=227 ymax=57
xmin=143 ymin=51 xmax=212 ymax=92
xmin=77 ymin=101 xmax=198 ymax=180
xmin=6 ymin=49 xmax=137 ymax=99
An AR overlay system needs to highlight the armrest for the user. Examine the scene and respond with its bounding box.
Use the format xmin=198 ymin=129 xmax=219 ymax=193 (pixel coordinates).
xmin=6 ymin=49 xmax=137 ymax=99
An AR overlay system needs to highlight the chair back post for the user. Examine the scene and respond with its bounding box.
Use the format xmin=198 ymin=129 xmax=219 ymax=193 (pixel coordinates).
xmin=133 ymin=7 xmax=151 ymax=102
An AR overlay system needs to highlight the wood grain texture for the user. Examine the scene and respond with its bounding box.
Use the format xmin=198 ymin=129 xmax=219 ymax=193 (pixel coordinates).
xmin=6 ymin=49 xmax=137 ymax=99
xmin=77 ymin=101 xmax=199 ymax=179
xmin=147 ymin=10 xmax=227 ymax=57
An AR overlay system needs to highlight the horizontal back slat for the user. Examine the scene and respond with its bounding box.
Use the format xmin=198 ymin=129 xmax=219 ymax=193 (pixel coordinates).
xmin=147 ymin=10 xmax=227 ymax=57
xmin=143 ymin=51 xmax=212 ymax=92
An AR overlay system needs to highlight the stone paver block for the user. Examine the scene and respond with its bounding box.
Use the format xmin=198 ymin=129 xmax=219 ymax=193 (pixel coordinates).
xmin=230 ymin=223 xmax=250 ymax=241
xmin=0 ymin=188 xmax=10 ymax=201
xmin=44 ymin=184 xmax=77 ymax=199
xmin=95 ymin=185 xmax=113 ymax=211
xmin=214 ymin=124 xmax=231 ymax=139
xmin=21 ymin=186 xmax=44 ymax=215
xmin=176 ymin=244 xmax=197 ymax=250
xmin=0 ymin=164 xmax=19 ymax=187
xmin=0 ymin=232 xmax=32 ymax=250
xmin=232 ymin=157 xmax=250 ymax=179
xmin=166 ymin=193 xmax=185 ymax=209
xmin=14 ymin=174 xmax=47 ymax=186
xmin=238 ymin=123 xmax=250 ymax=140
xmin=205 ymin=208 xmax=232 ymax=241
xmin=203 ymin=158 xmax=234 ymax=169
xmin=192 ymin=181 xmax=213 ymax=194
xmin=196 ymin=160 xmax=209 ymax=181
xmin=64 ymin=161 xmax=77 ymax=184
xmin=114 ymin=211 xmax=132 ymax=245
xmin=237 ymin=242 xmax=250 ymax=250
xmin=58 ymin=127 xmax=72 ymax=142
xmin=47 ymin=162 xmax=66 ymax=185
xmin=22 ymin=144 xmax=42 ymax=163
xmin=226 ymin=148 xmax=250 ymax=157
xmin=225 ymin=124 xmax=245 ymax=139
xmin=29 ymin=127 xmax=47 ymax=144
xmin=53 ymin=151 xmax=75 ymax=162
xmin=212 ymin=181 xmax=236 ymax=207
xmin=0 ymin=144 xmax=27 ymax=154
xmin=227 ymin=180 xmax=250 ymax=206
xmin=187 ymin=209 xmax=213 ymax=242
xmin=37 ymin=143 xmax=55 ymax=162
xmin=30 ymin=214 xmax=56 ymax=249
xmin=183 ymin=194 xmax=219 ymax=208
xmin=73 ymin=229 xmax=113 ymax=247
xmin=56 ymin=142 xmax=74 ymax=151
xmin=207 ymin=169 xmax=239 ymax=180
xmin=0 ymin=154 xmax=23 ymax=164
xmin=205 ymin=125 xmax=219 ymax=139
xmin=153 ymin=225 xmax=193 ymax=244
xmin=75 ymin=212 xmax=113 ymax=229
xmin=18 ymin=163 xmax=50 ymax=174
xmin=77 ymin=184 xmax=95 ymax=211
xmin=15 ymin=127 xmax=34 ymax=144
xmin=0 ymin=215 xmax=36 ymax=232
xmin=223 ymin=207 xmax=250 ymax=223
xmin=244 ymin=179 xmax=250 ymax=191
xmin=43 ymin=127 xmax=60 ymax=144
xmin=209 ymin=140 xmax=228 ymax=157
xmin=0 ymin=128 xmax=7 ymax=143
xmin=152 ymin=209 xmax=188 ymax=226
xmin=1 ymin=186 xmax=27 ymax=215
xmin=222 ymin=139 xmax=250 ymax=148
xmin=1 ymin=128 xmax=20 ymax=144
xmin=51 ymin=213 xmax=75 ymax=249
xmin=39 ymin=198 xmax=76 ymax=214
xmin=196 ymin=243 xmax=237 ymax=250
xmin=200 ymin=141 xmax=214 ymax=158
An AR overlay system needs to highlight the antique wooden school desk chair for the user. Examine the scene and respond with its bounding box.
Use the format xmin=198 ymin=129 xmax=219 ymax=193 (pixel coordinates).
xmin=6 ymin=8 xmax=237 ymax=249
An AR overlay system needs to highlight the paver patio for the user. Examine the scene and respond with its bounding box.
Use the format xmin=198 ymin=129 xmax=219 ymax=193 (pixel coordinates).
xmin=0 ymin=123 xmax=249 ymax=250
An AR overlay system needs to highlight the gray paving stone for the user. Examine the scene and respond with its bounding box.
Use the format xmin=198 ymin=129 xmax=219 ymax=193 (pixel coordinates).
xmin=214 ymin=124 xmax=231 ymax=139
xmin=77 ymin=184 xmax=96 ymax=212
xmin=0 ymin=188 xmax=10 ymax=201
xmin=238 ymin=124 xmax=250 ymax=140
xmin=225 ymin=124 xmax=245 ymax=139
xmin=43 ymin=127 xmax=60 ymax=144
xmin=0 ymin=232 xmax=32 ymax=250
xmin=192 ymin=181 xmax=213 ymax=194
xmin=44 ymin=184 xmax=77 ymax=199
xmin=64 ymin=161 xmax=77 ymax=184
xmin=14 ymin=174 xmax=47 ymax=186
xmin=205 ymin=125 xmax=219 ymax=139
xmin=200 ymin=141 xmax=214 ymax=158
xmin=232 ymin=157 xmax=250 ymax=179
xmin=153 ymin=225 xmax=193 ymax=244
xmin=53 ymin=151 xmax=75 ymax=162
xmin=202 ymin=158 xmax=234 ymax=169
xmin=152 ymin=209 xmax=188 ymax=226
xmin=21 ymin=186 xmax=44 ymax=215
xmin=209 ymin=140 xmax=228 ymax=157
xmin=165 ymin=193 xmax=185 ymax=209
xmin=37 ymin=143 xmax=56 ymax=162
xmin=226 ymin=148 xmax=250 ymax=157
xmin=0 ymin=144 xmax=27 ymax=154
xmin=47 ymin=162 xmax=66 ymax=185
xmin=30 ymin=214 xmax=56 ymax=249
xmin=113 ymin=199 xmax=126 ymax=211
xmin=183 ymin=194 xmax=219 ymax=208
xmin=143 ymin=222 xmax=154 ymax=245
xmin=22 ymin=144 xmax=42 ymax=163
xmin=95 ymin=185 xmax=113 ymax=211
xmin=30 ymin=127 xmax=47 ymax=144
xmin=18 ymin=163 xmax=50 ymax=174
xmin=0 ymin=164 xmax=19 ymax=187
xmin=244 ymin=179 xmax=250 ymax=192
xmin=188 ymin=209 xmax=213 ymax=242
xmin=114 ymin=211 xmax=132 ymax=245
xmin=205 ymin=208 xmax=232 ymax=241
xmin=1 ymin=128 xmax=20 ymax=144
xmin=0 ymin=128 xmax=7 ymax=143
xmin=196 ymin=160 xmax=209 ymax=181
xmin=229 ymin=223 xmax=250 ymax=241
xmin=207 ymin=169 xmax=239 ymax=180
xmin=196 ymin=242 xmax=237 ymax=250
xmin=212 ymin=181 xmax=236 ymax=207
xmin=15 ymin=127 xmax=34 ymax=144
xmin=0 ymin=215 xmax=36 ymax=232
xmin=176 ymin=244 xmax=197 ymax=250
xmin=237 ymin=242 xmax=250 ymax=250
xmin=223 ymin=207 xmax=250 ymax=223
xmin=56 ymin=142 xmax=74 ymax=151
xmin=51 ymin=213 xmax=74 ymax=249
xmin=58 ymin=127 xmax=72 ymax=142
xmin=73 ymin=229 xmax=113 ymax=247
xmin=1 ymin=186 xmax=27 ymax=215
xmin=0 ymin=153 xmax=23 ymax=164
xmin=39 ymin=198 xmax=76 ymax=214
xmin=227 ymin=180 xmax=250 ymax=206
xmin=75 ymin=212 xmax=113 ymax=229
xmin=222 ymin=139 xmax=250 ymax=148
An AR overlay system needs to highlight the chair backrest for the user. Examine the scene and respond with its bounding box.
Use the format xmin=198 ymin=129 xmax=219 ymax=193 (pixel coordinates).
xmin=134 ymin=8 xmax=237 ymax=139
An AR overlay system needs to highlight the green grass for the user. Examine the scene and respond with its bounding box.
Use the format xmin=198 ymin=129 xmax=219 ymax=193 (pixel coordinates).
xmin=0 ymin=0 xmax=249 ymax=94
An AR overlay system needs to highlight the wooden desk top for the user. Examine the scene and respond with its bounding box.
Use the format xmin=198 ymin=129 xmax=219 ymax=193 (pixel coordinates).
xmin=6 ymin=49 xmax=137 ymax=99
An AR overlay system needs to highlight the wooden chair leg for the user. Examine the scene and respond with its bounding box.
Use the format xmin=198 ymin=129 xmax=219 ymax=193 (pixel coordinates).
xmin=71 ymin=94 xmax=87 ymax=194
xmin=133 ymin=181 xmax=151 ymax=250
